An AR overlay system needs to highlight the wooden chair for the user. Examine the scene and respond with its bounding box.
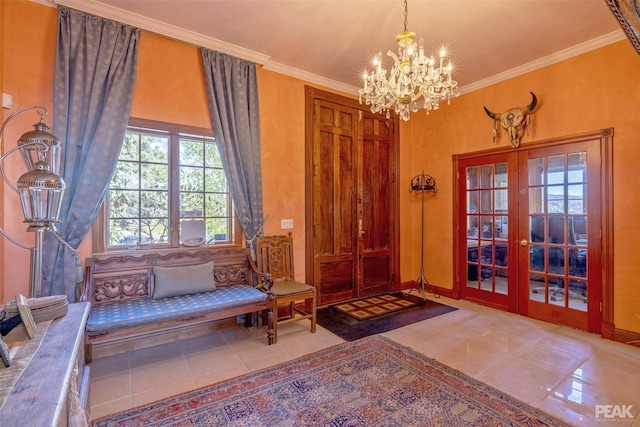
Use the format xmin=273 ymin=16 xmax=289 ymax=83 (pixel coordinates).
xmin=255 ymin=232 xmax=316 ymax=343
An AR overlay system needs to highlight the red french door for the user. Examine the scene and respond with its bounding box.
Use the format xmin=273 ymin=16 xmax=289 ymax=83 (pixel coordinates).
xmin=456 ymin=135 xmax=605 ymax=333
xmin=458 ymin=153 xmax=518 ymax=311
xmin=517 ymin=140 xmax=602 ymax=332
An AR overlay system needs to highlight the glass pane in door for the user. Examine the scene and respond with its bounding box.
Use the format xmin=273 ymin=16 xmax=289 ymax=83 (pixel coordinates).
xmin=466 ymin=162 xmax=509 ymax=295
xmin=526 ymin=152 xmax=588 ymax=312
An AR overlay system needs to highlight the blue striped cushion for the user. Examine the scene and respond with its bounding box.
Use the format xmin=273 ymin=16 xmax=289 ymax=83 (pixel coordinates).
xmin=86 ymin=285 xmax=267 ymax=332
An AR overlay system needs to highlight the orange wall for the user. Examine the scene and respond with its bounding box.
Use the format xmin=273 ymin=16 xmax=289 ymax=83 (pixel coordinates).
xmin=1 ymin=0 xmax=56 ymax=303
xmin=256 ymin=69 xmax=310 ymax=278
xmin=400 ymin=40 xmax=640 ymax=333
xmin=2 ymin=0 xmax=639 ymax=335
xmin=130 ymin=32 xmax=210 ymax=128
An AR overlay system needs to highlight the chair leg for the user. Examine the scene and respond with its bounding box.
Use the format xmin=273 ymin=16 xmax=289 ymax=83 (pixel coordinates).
xmin=310 ymin=296 xmax=316 ymax=333
xmin=272 ymin=310 xmax=278 ymax=344
xmin=265 ymin=307 xmax=274 ymax=345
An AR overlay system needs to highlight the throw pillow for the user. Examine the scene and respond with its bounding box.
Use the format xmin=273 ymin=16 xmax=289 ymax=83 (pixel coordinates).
xmin=152 ymin=262 xmax=216 ymax=299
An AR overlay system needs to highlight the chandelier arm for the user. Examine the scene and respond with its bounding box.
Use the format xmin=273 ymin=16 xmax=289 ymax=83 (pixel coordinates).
xmin=387 ymin=50 xmax=401 ymax=65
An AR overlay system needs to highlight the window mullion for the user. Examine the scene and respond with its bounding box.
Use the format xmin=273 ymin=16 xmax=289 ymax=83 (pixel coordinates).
xmin=168 ymin=132 xmax=181 ymax=245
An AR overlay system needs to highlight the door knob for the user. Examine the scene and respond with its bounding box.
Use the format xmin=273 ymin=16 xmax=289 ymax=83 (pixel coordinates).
xmin=520 ymin=239 xmax=528 ymax=246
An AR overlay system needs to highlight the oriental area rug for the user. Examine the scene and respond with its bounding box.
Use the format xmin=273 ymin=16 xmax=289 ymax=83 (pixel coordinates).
xmin=316 ymin=294 xmax=457 ymax=341
xmin=91 ymin=335 xmax=572 ymax=427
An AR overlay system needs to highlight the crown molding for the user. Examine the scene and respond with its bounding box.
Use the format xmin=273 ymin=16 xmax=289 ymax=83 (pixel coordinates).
xmin=48 ymin=0 xmax=360 ymax=95
xmin=459 ymin=30 xmax=626 ymax=95
xmin=29 ymin=0 xmax=55 ymax=7
xmin=52 ymin=0 xmax=271 ymax=65
xmin=38 ymin=0 xmax=625 ymax=97
xmin=261 ymin=62 xmax=360 ymax=96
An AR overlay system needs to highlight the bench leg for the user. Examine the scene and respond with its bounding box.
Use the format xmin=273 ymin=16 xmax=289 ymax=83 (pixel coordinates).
xmin=85 ymin=341 xmax=93 ymax=364
xmin=244 ymin=312 xmax=254 ymax=327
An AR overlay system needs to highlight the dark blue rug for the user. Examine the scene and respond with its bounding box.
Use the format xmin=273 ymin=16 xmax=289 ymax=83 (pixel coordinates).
xmin=316 ymin=293 xmax=457 ymax=341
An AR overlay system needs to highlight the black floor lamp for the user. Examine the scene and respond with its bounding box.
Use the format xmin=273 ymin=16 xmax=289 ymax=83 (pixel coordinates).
xmin=406 ymin=172 xmax=439 ymax=301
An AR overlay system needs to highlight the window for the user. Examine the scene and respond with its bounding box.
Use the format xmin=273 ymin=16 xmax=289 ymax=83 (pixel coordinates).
xmin=101 ymin=119 xmax=237 ymax=250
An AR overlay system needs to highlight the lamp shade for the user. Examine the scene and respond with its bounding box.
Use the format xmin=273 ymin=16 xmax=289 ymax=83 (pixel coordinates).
xmin=18 ymin=116 xmax=62 ymax=175
xmin=17 ymin=159 xmax=66 ymax=230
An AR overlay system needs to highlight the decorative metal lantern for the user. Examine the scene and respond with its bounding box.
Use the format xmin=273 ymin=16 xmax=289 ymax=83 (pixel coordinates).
xmin=17 ymin=158 xmax=66 ymax=231
xmin=17 ymin=112 xmax=62 ymax=175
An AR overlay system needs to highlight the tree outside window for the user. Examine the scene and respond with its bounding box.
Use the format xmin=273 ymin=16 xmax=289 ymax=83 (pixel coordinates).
xmin=106 ymin=122 xmax=235 ymax=249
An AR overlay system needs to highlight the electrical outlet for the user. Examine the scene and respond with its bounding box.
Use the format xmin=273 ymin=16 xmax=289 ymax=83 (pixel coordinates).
xmin=281 ymin=219 xmax=293 ymax=229
xmin=2 ymin=93 xmax=13 ymax=109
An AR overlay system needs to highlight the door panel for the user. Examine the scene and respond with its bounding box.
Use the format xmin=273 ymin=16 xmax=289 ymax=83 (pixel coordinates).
xmin=308 ymin=89 xmax=398 ymax=307
xmin=314 ymin=101 xmax=358 ymax=304
xmin=360 ymin=114 xmax=393 ymax=296
xmin=518 ymin=140 xmax=601 ymax=332
xmin=458 ymin=154 xmax=518 ymax=311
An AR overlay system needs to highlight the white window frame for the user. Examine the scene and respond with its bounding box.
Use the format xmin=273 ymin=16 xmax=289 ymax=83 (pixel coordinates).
xmin=92 ymin=118 xmax=241 ymax=253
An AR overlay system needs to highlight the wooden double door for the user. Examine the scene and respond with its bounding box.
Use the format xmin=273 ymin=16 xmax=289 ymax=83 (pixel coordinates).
xmin=455 ymin=129 xmax=613 ymax=333
xmin=305 ymin=87 xmax=399 ymax=306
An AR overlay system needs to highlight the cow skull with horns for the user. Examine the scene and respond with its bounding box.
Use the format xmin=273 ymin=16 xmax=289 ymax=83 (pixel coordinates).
xmin=484 ymin=92 xmax=538 ymax=148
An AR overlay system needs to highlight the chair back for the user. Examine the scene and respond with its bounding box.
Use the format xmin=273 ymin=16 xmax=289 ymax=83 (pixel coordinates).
xmin=256 ymin=232 xmax=296 ymax=282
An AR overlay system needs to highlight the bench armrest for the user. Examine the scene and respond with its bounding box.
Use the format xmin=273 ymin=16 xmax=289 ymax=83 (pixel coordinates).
xmin=80 ymin=265 xmax=92 ymax=302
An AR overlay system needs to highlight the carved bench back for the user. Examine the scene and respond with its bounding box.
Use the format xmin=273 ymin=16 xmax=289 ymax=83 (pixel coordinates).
xmin=85 ymin=248 xmax=250 ymax=305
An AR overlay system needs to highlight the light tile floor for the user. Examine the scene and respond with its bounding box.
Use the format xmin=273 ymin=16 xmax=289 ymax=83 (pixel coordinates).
xmin=89 ymin=296 xmax=640 ymax=426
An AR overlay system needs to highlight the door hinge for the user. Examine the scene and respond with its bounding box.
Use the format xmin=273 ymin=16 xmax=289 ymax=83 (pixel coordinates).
xmin=600 ymin=301 xmax=602 ymax=312
xmin=314 ymin=224 xmax=317 ymax=237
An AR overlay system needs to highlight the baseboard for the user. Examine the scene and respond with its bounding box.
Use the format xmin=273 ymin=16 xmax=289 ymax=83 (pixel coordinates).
xmin=613 ymin=328 xmax=640 ymax=347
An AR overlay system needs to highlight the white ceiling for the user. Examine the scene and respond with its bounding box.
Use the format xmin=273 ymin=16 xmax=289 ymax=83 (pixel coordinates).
xmin=53 ymin=0 xmax=626 ymax=95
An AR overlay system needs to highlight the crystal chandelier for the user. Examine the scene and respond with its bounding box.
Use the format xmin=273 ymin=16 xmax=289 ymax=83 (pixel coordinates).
xmin=359 ymin=0 xmax=459 ymax=121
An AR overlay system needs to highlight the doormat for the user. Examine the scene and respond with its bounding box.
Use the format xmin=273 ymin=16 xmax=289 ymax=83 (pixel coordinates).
xmin=333 ymin=293 xmax=418 ymax=320
xmin=316 ymin=296 xmax=457 ymax=342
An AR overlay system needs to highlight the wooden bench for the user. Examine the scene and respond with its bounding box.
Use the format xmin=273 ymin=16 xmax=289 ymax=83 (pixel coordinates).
xmin=81 ymin=247 xmax=274 ymax=363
